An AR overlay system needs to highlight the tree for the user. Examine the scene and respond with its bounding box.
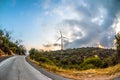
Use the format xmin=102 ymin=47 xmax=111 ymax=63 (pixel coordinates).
xmin=29 ymin=48 xmax=39 ymax=56
xmin=18 ymin=45 xmax=26 ymax=55
xmin=0 ymin=29 xmax=4 ymax=46
xmin=0 ymin=28 xmax=26 ymax=56
xmin=115 ymin=32 xmax=120 ymax=63
xmin=29 ymin=48 xmax=40 ymax=59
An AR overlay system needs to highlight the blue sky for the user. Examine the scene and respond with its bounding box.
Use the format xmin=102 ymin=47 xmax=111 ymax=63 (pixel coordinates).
xmin=0 ymin=0 xmax=61 ymax=50
xmin=0 ymin=0 xmax=120 ymax=50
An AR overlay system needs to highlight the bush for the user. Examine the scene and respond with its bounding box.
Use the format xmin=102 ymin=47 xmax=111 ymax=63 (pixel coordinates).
xmin=80 ymin=64 xmax=95 ymax=70
xmin=103 ymin=54 xmax=117 ymax=67
xmin=80 ymin=57 xmax=104 ymax=70
xmin=38 ymin=57 xmax=55 ymax=65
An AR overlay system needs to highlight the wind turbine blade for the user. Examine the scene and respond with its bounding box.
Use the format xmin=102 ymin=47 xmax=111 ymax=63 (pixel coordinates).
xmin=63 ymin=36 xmax=69 ymax=40
xmin=59 ymin=30 xmax=62 ymax=37
xmin=63 ymin=36 xmax=66 ymax=38
xmin=56 ymin=37 xmax=61 ymax=42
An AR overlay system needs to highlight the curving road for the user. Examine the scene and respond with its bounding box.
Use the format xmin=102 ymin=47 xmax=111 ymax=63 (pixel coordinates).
xmin=0 ymin=56 xmax=53 ymax=80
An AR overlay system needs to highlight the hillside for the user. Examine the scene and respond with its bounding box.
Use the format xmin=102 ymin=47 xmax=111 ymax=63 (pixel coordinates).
xmin=0 ymin=28 xmax=26 ymax=56
xmin=29 ymin=47 xmax=117 ymax=70
xmin=29 ymin=47 xmax=119 ymax=79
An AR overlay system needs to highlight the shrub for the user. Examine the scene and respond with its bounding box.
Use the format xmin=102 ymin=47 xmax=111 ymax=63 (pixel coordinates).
xmin=80 ymin=64 xmax=95 ymax=70
xmin=80 ymin=57 xmax=104 ymax=70
xmin=38 ymin=57 xmax=55 ymax=65
xmin=103 ymin=54 xmax=117 ymax=67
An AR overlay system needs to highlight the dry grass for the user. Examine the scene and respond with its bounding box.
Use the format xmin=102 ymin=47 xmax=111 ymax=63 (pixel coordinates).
xmin=29 ymin=58 xmax=120 ymax=80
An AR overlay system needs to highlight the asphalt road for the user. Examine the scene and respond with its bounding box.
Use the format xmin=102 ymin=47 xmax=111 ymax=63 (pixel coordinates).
xmin=0 ymin=56 xmax=72 ymax=80
xmin=0 ymin=56 xmax=53 ymax=80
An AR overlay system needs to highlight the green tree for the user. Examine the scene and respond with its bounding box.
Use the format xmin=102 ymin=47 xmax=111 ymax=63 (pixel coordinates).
xmin=115 ymin=33 xmax=120 ymax=63
xmin=0 ymin=29 xmax=3 ymax=47
xmin=0 ymin=28 xmax=26 ymax=56
xmin=17 ymin=45 xmax=26 ymax=55
xmin=29 ymin=48 xmax=39 ymax=59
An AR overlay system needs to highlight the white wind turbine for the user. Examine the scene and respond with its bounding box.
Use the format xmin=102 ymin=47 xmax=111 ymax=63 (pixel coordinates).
xmin=56 ymin=31 xmax=68 ymax=50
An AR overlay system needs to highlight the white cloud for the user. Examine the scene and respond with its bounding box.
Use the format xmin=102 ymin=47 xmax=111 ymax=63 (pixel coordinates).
xmin=33 ymin=0 xmax=120 ymax=49
xmin=45 ymin=4 xmax=81 ymax=20
xmin=58 ymin=25 xmax=85 ymax=43
xmin=43 ymin=0 xmax=51 ymax=9
xmin=112 ymin=17 xmax=120 ymax=34
xmin=91 ymin=7 xmax=107 ymax=26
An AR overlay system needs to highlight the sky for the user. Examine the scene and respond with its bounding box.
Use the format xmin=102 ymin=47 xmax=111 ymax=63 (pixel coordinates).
xmin=0 ymin=0 xmax=120 ymax=51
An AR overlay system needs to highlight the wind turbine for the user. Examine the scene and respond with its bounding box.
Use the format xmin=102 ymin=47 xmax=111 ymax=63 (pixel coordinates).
xmin=56 ymin=31 xmax=67 ymax=50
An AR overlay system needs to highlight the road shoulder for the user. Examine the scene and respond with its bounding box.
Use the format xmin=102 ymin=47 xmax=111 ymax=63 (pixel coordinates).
xmin=25 ymin=57 xmax=72 ymax=80
xmin=0 ymin=56 xmax=13 ymax=63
